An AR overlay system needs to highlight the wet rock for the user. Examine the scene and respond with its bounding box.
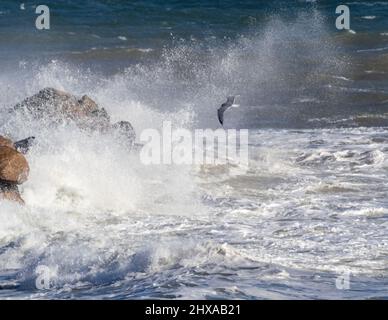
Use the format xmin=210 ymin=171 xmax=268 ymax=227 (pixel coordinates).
xmin=0 ymin=182 xmax=24 ymax=204
xmin=12 ymin=89 xmax=137 ymax=147
xmin=13 ymin=87 xmax=111 ymax=131
xmin=14 ymin=136 xmax=36 ymax=154
xmin=1 ymin=88 xmax=138 ymax=205
xmin=0 ymin=146 xmax=30 ymax=184
xmin=0 ymin=137 xmax=32 ymax=205
xmin=111 ymin=121 xmax=136 ymax=147
xmin=0 ymin=136 xmax=16 ymax=149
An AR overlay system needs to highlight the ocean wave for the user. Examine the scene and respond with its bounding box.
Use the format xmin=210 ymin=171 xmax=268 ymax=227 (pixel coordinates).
xmin=0 ymin=5 xmax=387 ymax=299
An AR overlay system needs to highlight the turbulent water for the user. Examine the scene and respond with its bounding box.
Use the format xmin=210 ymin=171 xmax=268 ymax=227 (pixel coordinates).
xmin=0 ymin=1 xmax=388 ymax=299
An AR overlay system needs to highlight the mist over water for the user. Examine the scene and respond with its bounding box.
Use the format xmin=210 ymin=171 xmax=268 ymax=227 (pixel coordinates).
xmin=0 ymin=1 xmax=387 ymax=299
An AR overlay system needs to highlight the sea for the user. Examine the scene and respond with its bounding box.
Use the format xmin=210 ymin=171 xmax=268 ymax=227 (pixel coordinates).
xmin=0 ymin=0 xmax=387 ymax=299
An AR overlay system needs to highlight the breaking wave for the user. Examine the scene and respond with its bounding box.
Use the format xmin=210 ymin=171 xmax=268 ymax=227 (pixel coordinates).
xmin=0 ymin=7 xmax=387 ymax=299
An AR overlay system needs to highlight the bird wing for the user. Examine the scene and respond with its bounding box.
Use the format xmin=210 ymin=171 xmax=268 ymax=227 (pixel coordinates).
xmin=217 ymin=103 xmax=229 ymax=125
xmin=226 ymin=96 xmax=235 ymax=106
xmin=217 ymin=96 xmax=236 ymax=126
xmin=217 ymin=106 xmax=224 ymax=125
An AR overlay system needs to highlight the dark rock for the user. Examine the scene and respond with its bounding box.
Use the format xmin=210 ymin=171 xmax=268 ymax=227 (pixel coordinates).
xmin=13 ymin=88 xmax=111 ymax=131
xmin=0 ymin=182 xmax=24 ymax=204
xmin=14 ymin=136 xmax=35 ymax=154
xmin=13 ymin=89 xmax=137 ymax=147
xmin=112 ymin=121 xmax=136 ymax=147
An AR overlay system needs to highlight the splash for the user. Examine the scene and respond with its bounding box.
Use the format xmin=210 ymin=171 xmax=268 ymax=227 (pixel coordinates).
xmin=1 ymin=9 xmax=386 ymax=299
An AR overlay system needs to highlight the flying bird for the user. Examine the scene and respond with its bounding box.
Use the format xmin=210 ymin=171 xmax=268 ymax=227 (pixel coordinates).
xmin=217 ymin=96 xmax=240 ymax=126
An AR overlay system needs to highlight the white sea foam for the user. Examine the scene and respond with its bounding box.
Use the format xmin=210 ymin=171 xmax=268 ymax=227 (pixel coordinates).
xmin=0 ymin=12 xmax=386 ymax=299
xmin=362 ymin=16 xmax=376 ymax=20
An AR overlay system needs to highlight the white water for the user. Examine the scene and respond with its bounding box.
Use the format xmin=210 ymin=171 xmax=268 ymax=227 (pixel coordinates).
xmin=0 ymin=120 xmax=387 ymax=298
xmin=0 ymin=13 xmax=387 ymax=299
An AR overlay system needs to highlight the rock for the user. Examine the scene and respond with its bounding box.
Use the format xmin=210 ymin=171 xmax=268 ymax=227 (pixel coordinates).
xmin=0 ymin=182 xmax=24 ymax=204
xmin=0 ymin=136 xmax=16 ymax=149
xmin=13 ymin=88 xmax=137 ymax=146
xmin=14 ymin=136 xmax=35 ymax=154
xmin=1 ymin=88 xmax=138 ymax=205
xmin=0 ymin=146 xmax=30 ymax=184
xmin=0 ymin=137 xmax=31 ymax=205
xmin=0 ymin=136 xmax=36 ymax=154
xmin=111 ymin=121 xmax=136 ymax=147
xmin=13 ymin=88 xmax=111 ymax=131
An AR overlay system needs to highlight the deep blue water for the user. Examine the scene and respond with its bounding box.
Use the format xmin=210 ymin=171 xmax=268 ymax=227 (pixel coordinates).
xmin=1 ymin=1 xmax=388 ymax=58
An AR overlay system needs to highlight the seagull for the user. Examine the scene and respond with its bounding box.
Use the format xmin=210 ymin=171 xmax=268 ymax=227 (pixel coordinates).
xmin=217 ymin=96 xmax=240 ymax=126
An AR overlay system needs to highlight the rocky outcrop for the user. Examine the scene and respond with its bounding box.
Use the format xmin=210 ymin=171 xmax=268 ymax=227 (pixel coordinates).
xmin=0 ymin=146 xmax=29 ymax=184
xmin=0 ymin=136 xmax=35 ymax=154
xmin=12 ymin=88 xmax=136 ymax=143
xmin=0 ymin=182 xmax=25 ymax=204
xmin=1 ymin=88 xmax=137 ymax=204
xmin=0 ymin=136 xmax=15 ymax=149
xmin=13 ymin=136 xmax=35 ymax=154
xmin=0 ymin=137 xmax=30 ymax=204
xmin=13 ymin=88 xmax=111 ymax=131
xmin=112 ymin=121 xmax=136 ymax=147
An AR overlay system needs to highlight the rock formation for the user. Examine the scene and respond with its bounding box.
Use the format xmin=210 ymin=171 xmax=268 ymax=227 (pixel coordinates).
xmin=12 ymin=88 xmax=136 ymax=142
xmin=0 ymin=136 xmax=15 ymax=149
xmin=13 ymin=88 xmax=111 ymax=131
xmin=0 ymin=137 xmax=30 ymax=204
xmin=1 ymin=88 xmax=137 ymax=204
xmin=0 ymin=182 xmax=25 ymax=204
xmin=0 ymin=146 xmax=30 ymax=184
xmin=112 ymin=121 xmax=136 ymax=147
